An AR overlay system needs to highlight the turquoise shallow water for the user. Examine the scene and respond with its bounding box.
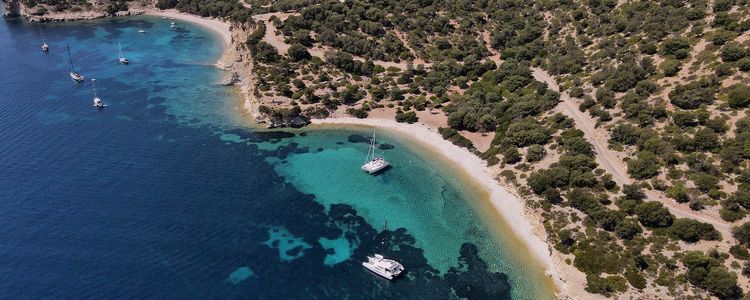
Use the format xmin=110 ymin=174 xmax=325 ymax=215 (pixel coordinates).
xmin=0 ymin=13 xmax=552 ymax=299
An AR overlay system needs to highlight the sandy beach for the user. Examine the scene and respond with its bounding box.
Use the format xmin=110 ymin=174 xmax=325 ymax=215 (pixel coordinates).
xmin=310 ymin=117 xmax=567 ymax=296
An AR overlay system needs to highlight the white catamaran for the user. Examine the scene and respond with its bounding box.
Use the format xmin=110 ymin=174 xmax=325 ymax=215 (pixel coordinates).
xmin=91 ymin=79 xmax=104 ymax=108
xmin=66 ymin=42 xmax=84 ymax=82
xmin=362 ymin=254 xmax=404 ymax=280
xmin=361 ymin=130 xmax=390 ymax=174
xmin=118 ymin=42 xmax=129 ymax=64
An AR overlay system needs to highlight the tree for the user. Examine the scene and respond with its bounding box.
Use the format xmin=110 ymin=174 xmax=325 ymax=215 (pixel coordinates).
xmin=395 ymin=110 xmax=418 ymax=123
xmin=669 ymin=78 xmax=719 ymax=109
xmin=615 ymin=218 xmax=642 ymax=239
xmin=721 ymin=42 xmax=746 ymax=62
xmin=669 ymin=218 xmax=721 ymax=242
xmin=287 ymin=43 xmax=311 ymax=61
xmin=660 ymin=37 xmax=690 ymax=56
xmin=635 ymin=202 xmax=674 ymax=228
xmin=660 ymin=59 xmax=681 ymax=77
xmin=502 ymin=118 xmax=550 ymax=147
xmin=627 ymin=151 xmax=661 ymax=179
xmin=727 ymin=84 xmax=750 ymax=108
xmin=704 ymin=267 xmax=740 ymax=299
xmin=526 ymin=144 xmax=547 ymax=162
xmin=732 ymin=222 xmax=750 ymax=245
xmin=503 ymin=147 xmax=521 ymax=164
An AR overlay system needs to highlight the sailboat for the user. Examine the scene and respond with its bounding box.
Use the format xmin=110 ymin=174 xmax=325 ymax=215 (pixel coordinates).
xmin=40 ymin=27 xmax=49 ymax=52
xmin=138 ymin=23 xmax=147 ymax=33
xmin=361 ymin=129 xmax=390 ymax=174
xmin=118 ymin=42 xmax=129 ymax=64
xmin=91 ymin=79 xmax=104 ymax=108
xmin=170 ymin=21 xmax=176 ymax=30
xmin=66 ymin=42 xmax=84 ymax=82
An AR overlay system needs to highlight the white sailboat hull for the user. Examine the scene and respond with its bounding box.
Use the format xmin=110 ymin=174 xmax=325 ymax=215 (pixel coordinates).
xmin=362 ymin=254 xmax=404 ymax=280
xmin=70 ymin=71 xmax=84 ymax=82
xmin=361 ymin=158 xmax=390 ymax=174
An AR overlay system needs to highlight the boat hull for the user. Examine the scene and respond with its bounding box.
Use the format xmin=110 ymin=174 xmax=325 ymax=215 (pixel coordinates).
xmin=361 ymin=160 xmax=390 ymax=174
xmin=362 ymin=262 xmax=395 ymax=280
xmin=70 ymin=72 xmax=84 ymax=82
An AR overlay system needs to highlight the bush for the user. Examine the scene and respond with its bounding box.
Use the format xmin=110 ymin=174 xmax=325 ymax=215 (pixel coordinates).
xmin=288 ymin=44 xmax=311 ymax=61
xmin=660 ymin=38 xmax=690 ymax=56
xmin=503 ymin=118 xmax=550 ymax=147
xmin=395 ymin=110 xmax=418 ymax=123
xmin=627 ymin=151 xmax=662 ymax=179
xmin=733 ymin=222 xmax=750 ymax=245
xmin=615 ymin=218 xmax=642 ymax=239
xmin=727 ymin=84 xmax=750 ymax=108
xmin=345 ymin=108 xmax=368 ymax=118
xmin=704 ymin=267 xmax=740 ymax=299
xmin=669 ymin=78 xmax=719 ymax=109
xmin=503 ymin=147 xmax=522 ymax=164
xmin=721 ymin=42 xmax=746 ymax=62
xmin=661 ymin=59 xmax=682 ymax=77
xmin=739 ymin=58 xmax=750 ymax=72
xmin=636 ymin=202 xmax=674 ymax=228
xmin=729 ymin=245 xmax=750 ymax=260
xmin=669 ymin=218 xmax=721 ymax=242
xmin=585 ymin=275 xmax=628 ymax=296
xmin=438 ymin=127 xmax=473 ymax=149
xmin=526 ymin=144 xmax=547 ymax=162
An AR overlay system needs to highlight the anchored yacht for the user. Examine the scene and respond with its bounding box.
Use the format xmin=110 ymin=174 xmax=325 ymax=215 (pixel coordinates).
xmin=66 ymin=42 xmax=84 ymax=82
xmin=91 ymin=79 xmax=104 ymax=108
xmin=40 ymin=26 xmax=49 ymax=52
xmin=361 ymin=130 xmax=390 ymax=174
xmin=118 ymin=42 xmax=129 ymax=64
xmin=362 ymin=254 xmax=404 ymax=280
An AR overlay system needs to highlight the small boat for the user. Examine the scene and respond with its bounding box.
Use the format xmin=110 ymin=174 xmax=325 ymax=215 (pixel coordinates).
xmin=170 ymin=21 xmax=175 ymax=30
xmin=170 ymin=17 xmax=175 ymax=20
xmin=91 ymin=79 xmax=104 ymax=108
xmin=118 ymin=41 xmax=129 ymax=64
xmin=362 ymin=254 xmax=404 ymax=280
xmin=40 ymin=26 xmax=49 ymax=52
xmin=361 ymin=130 xmax=390 ymax=174
xmin=161 ymin=16 xmax=167 ymax=20
xmin=138 ymin=23 xmax=147 ymax=33
xmin=66 ymin=42 xmax=84 ymax=82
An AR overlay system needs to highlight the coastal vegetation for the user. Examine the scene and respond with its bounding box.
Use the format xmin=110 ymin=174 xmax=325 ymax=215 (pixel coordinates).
xmin=13 ymin=0 xmax=750 ymax=297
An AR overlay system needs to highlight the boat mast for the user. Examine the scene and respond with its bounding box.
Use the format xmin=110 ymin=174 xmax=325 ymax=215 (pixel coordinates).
xmin=118 ymin=42 xmax=123 ymax=59
xmin=365 ymin=129 xmax=376 ymax=163
xmin=91 ymin=79 xmax=97 ymax=98
xmin=66 ymin=42 xmax=75 ymax=72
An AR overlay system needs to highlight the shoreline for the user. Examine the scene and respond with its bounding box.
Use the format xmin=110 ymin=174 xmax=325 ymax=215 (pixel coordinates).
xmin=310 ymin=117 xmax=567 ymax=297
xmin=11 ymin=7 xmax=575 ymax=297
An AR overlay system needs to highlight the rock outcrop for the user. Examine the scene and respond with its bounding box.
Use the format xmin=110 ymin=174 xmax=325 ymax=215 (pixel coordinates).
xmin=2 ymin=0 xmax=21 ymax=17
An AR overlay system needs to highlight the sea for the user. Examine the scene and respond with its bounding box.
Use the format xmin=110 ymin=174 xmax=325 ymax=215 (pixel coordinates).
xmin=0 ymin=14 xmax=553 ymax=299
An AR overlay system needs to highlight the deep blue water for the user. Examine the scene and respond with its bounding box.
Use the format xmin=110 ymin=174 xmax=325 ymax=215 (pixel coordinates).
xmin=0 ymin=15 xmax=551 ymax=299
